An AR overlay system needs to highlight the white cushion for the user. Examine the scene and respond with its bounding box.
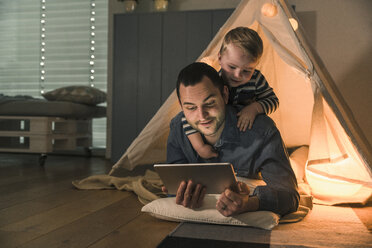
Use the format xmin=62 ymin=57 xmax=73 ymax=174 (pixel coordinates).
xmin=289 ymin=146 xmax=309 ymax=183
xmin=142 ymin=194 xmax=279 ymax=230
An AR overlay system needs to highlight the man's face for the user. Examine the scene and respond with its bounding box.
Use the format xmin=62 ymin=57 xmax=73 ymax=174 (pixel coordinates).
xmin=179 ymin=76 xmax=228 ymax=139
xmin=219 ymin=43 xmax=258 ymax=88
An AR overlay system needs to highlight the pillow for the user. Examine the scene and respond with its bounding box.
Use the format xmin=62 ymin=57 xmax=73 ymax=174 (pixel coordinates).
xmin=288 ymin=146 xmax=309 ymax=183
xmin=42 ymin=85 xmax=106 ymax=105
xmin=141 ymin=194 xmax=279 ymax=230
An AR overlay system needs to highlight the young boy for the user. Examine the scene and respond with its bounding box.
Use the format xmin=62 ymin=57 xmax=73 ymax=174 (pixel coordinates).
xmin=182 ymin=27 xmax=279 ymax=159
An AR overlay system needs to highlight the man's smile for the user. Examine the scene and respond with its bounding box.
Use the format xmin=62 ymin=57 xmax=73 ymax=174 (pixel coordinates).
xmin=197 ymin=119 xmax=214 ymax=127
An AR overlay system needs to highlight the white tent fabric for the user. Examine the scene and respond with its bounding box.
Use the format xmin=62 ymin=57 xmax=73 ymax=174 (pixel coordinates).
xmin=110 ymin=0 xmax=372 ymax=205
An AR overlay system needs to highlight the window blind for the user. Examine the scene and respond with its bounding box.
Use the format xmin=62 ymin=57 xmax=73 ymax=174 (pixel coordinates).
xmin=0 ymin=0 xmax=108 ymax=148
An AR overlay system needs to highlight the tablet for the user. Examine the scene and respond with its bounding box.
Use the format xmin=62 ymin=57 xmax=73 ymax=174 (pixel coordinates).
xmin=154 ymin=162 xmax=237 ymax=195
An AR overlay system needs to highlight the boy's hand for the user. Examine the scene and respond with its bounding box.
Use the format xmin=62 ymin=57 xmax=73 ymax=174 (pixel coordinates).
xmin=237 ymin=104 xmax=259 ymax=131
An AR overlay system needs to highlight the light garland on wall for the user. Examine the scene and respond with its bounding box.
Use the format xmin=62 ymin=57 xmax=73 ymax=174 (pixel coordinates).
xmin=39 ymin=0 xmax=46 ymax=94
xmin=89 ymin=0 xmax=96 ymax=87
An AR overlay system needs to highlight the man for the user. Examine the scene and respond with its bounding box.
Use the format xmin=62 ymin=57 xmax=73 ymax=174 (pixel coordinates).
xmin=167 ymin=62 xmax=299 ymax=216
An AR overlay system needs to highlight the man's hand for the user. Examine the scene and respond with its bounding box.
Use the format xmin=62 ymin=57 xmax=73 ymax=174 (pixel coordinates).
xmin=216 ymin=181 xmax=259 ymax=216
xmin=236 ymin=102 xmax=262 ymax=131
xmin=176 ymin=180 xmax=206 ymax=209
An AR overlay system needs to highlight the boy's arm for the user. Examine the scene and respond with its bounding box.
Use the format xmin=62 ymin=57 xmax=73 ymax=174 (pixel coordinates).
xmin=182 ymin=114 xmax=218 ymax=159
xmin=254 ymin=71 xmax=279 ymax=114
xmin=237 ymin=102 xmax=263 ymax=131
xmin=167 ymin=115 xmax=189 ymax=164
xmin=188 ymin=132 xmax=218 ymax=159
xmin=237 ymin=71 xmax=278 ymax=131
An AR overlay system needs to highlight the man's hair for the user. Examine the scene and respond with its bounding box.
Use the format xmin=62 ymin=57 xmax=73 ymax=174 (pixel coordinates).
xmin=219 ymin=27 xmax=263 ymax=62
xmin=176 ymin=62 xmax=225 ymax=101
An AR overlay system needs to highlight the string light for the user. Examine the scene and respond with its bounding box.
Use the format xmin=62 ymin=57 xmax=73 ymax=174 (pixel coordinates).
xmin=154 ymin=0 xmax=169 ymax=11
xmin=289 ymin=18 xmax=298 ymax=31
xmin=39 ymin=0 xmax=98 ymax=91
xmin=122 ymin=0 xmax=137 ymax=13
xmin=89 ymin=0 xmax=96 ymax=87
xmin=261 ymin=2 xmax=278 ymax=17
xmin=39 ymin=0 xmax=46 ymax=94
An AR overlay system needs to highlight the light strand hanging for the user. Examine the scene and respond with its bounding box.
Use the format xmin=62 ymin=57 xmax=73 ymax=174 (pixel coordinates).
xmin=89 ymin=0 xmax=96 ymax=87
xmin=39 ymin=0 xmax=46 ymax=94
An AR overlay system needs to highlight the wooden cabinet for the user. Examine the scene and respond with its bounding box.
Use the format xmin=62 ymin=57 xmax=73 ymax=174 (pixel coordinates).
xmin=111 ymin=9 xmax=233 ymax=163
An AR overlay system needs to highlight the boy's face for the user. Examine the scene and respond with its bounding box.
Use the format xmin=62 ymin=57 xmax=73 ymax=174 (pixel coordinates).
xmin=179 ymin=76 xmax=228 ymax=139
xmin=219 ymin=43 xmax=258 ymax=87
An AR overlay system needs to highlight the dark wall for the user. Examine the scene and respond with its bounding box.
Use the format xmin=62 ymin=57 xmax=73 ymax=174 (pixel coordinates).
xmin=111 ymin=9 xmax=233 ymax=163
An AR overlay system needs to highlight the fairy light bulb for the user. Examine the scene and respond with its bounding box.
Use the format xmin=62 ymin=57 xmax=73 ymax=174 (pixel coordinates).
xmin=154 ymin=0 xmax=169 ymax=12
xmin=123 ymin=0 xmax=137 ymax=13
xmin=261 ymin=2 xmax=278 ymax=17
xmin=289 ymin=18 xmax=298 ymax=31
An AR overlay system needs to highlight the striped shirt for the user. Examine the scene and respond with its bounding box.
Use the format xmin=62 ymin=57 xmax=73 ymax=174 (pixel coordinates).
xmin=182 ymin=116 xmax=197 ymax=136
xmin=228 ymin=69 xmax=279 ymax=114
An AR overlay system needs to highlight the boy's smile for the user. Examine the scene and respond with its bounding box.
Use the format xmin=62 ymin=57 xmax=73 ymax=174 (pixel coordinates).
xmin=219 ymin=43 xmax=258 ymax=87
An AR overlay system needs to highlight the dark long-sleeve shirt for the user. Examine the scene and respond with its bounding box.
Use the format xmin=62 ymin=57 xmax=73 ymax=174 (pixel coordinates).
xmin=167 ymin=106 xmax=299 ymax=216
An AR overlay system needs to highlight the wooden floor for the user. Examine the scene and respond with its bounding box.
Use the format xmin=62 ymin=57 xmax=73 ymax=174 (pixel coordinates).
xmin=0 ymin=153 xmax=178 ymax=248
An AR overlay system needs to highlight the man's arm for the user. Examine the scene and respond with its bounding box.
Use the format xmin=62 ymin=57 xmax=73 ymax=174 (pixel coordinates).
xmin=217 ymin=113 xmax=299 ymax=216
xmin=252 ymin=123 xmax=299 ymax=216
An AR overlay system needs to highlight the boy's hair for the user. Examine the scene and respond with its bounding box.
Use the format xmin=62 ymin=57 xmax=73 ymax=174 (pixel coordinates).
xmin=219 ymin=27 xmax=263 ymax=62
xmin=176 ymin=62 xmax=225 ymax=102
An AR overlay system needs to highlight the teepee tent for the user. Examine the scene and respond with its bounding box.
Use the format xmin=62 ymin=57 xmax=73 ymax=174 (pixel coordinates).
xmin=110 ymin=0 xmax=372 ymax=205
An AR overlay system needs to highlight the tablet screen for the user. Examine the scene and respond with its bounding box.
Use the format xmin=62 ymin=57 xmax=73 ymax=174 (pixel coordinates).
xmin=154 ymin=163 xmax=237 ymax=194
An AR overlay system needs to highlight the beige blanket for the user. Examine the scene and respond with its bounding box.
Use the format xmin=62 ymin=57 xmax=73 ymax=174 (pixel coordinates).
xmin=73 ymin=170 xmax=165 ymax=205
